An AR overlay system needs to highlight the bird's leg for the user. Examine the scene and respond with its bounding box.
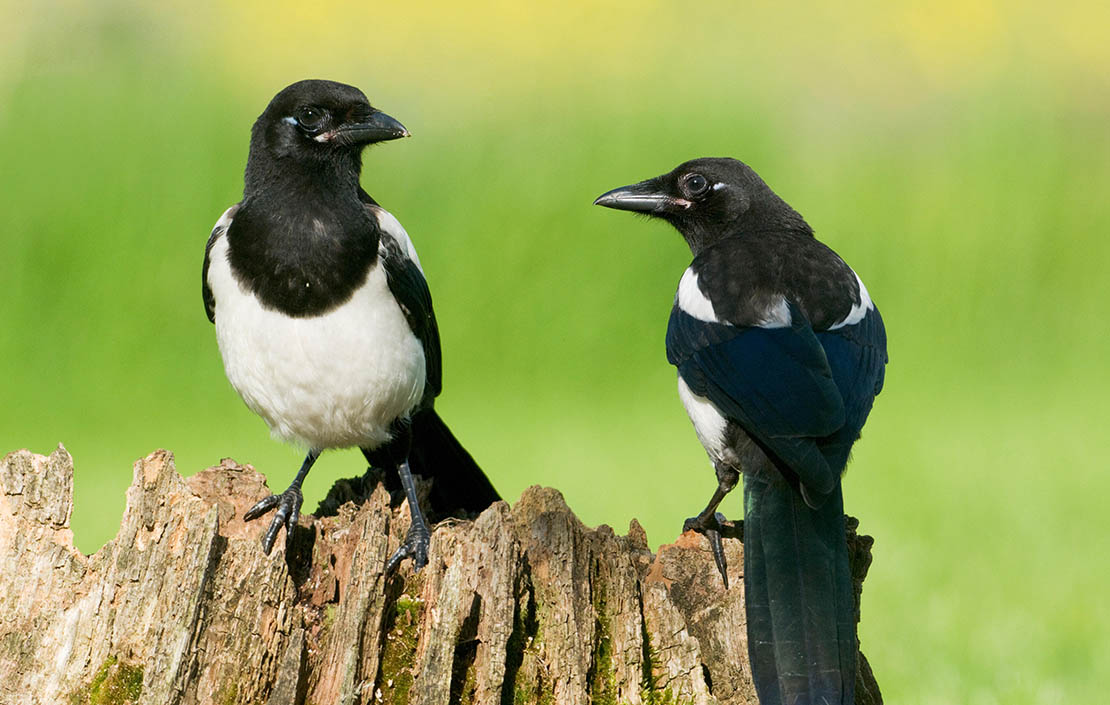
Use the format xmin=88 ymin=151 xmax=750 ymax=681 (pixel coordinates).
xmin=244 ymin=448 xmax=321 ymax=555
xmin=385 ymin=458 xmax=431 ymax=573
xmin=683 ymin=464 xmax=739 ymax=588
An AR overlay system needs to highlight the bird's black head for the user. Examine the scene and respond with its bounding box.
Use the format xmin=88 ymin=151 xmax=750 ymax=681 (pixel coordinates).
xmin=593 ymin=157 xmax=811 ymax=254
xmin=245 ymin=79 xmax=409 ymax=194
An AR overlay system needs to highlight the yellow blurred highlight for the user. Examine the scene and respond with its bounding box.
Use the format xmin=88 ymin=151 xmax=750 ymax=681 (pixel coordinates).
xmin=5 ymin=0 xmax=1107 ymax=118
xmin=2 ymin=1 xmax=1109 ymax=702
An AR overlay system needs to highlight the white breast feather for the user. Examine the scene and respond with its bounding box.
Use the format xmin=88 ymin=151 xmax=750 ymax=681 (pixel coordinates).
xmin=677 ymin=376 xmax=729 ymax=463
xmin=206 ymin=232 xmax=426 ymax=450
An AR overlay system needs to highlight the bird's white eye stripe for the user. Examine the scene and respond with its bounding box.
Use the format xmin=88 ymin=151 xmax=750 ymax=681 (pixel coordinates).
xmin=282 ymin=116 xmax=297 ymax=126
xmin=712 ymin=182 xmax=726 ymax=191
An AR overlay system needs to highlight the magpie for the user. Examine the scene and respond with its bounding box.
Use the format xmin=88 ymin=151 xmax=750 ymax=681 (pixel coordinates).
xmin=595 ymin=158 xmax=887 ymax=705
xmin=202 ymin=79 xmax=499 ymax=572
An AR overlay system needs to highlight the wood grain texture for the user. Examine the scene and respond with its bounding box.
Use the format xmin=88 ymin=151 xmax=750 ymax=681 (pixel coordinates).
xmin=0 ymin=446 xmax=882 ymax=705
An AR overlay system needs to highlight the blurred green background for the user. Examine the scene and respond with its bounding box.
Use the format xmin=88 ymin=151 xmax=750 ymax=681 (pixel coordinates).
xmin=3 ymin=0 xmax=1108 ymax=701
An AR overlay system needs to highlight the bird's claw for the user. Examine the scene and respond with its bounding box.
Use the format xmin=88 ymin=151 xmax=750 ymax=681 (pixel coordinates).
xmin=244 ymin=486 xmax=303 ymax=555
xmin=683 ymin=511 xmax=731 ymax=589
xmin=385 ymin=521 xmax=430 ymax=575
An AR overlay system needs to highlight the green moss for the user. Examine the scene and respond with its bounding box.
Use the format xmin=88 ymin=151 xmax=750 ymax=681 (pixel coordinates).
xmin=588 ymin=577 xmax=617 ymax=705
xmin=450 ymin=657 xmax=478 ymax=705
xmin=501 ymin=581 xmax=542 ymax=705
xmin=463 ymin=675 xmax=478 ymax=704
xmin=640 ymin=686 xmax=688 ymax=705
xmin=394 ymin=595 xmax=422 ymax=618
xmin=323 ymin=604 xmax=338 ymax=630
xmin=377 ymin=592 xmax=424 ymax=704
xmin=448 ymin=597 xmax=483 ymax=705
xmin=68 ymin=656 xmax=143 ymax=705
xmin=512 ymin=681 xmax=556 ymax=705
xmin=216 ymin=681 xmax=238 ymax=705
xmin=637 ymin=622 xmax=693 ymax=705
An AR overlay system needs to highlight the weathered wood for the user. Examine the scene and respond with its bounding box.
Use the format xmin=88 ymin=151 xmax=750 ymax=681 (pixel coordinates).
xmin=0 ymin=445 xmax=882 ymax=705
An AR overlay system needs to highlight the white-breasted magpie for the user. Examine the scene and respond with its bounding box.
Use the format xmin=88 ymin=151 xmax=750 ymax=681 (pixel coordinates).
xmin=203 ymin=79 xmax=499 ymax=571
xmin=595 ymin=158 xmax=887 ymax=705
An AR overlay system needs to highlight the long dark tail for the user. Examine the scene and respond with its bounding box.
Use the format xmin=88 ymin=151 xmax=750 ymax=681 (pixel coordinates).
xmin=408 ymin=408 xmax=501 ymax=516
xmin=743 ymin=472 xmax=856 ymax=705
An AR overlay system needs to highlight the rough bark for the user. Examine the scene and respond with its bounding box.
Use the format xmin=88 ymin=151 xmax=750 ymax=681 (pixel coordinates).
xmin=0 ymin=445 xmax=882 ymax=705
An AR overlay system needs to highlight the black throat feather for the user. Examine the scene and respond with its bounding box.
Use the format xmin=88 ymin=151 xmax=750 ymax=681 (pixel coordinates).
xmin=227 ymin=144 xmax=380 ymax=318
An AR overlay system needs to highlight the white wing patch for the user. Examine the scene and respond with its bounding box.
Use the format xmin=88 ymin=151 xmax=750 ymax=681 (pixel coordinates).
xmin=205 ymin=204 xmax=239 ymax=301
xmin=757 ymin=296 xmax=792 ymax=329
xmin=676 ymin=268 xmax=720 ymax=323
xmin=677 ymin=376 xmax=729 ymax=462
xmin=677 ymin=265 xmax=793 ymax=329
xmin=211 ymin=205 xmax=237 ymax=237
xmin=828 ymin=271 xmax=874 ymax=330
xmin=368 ymin=205 xmax=424 ymax=273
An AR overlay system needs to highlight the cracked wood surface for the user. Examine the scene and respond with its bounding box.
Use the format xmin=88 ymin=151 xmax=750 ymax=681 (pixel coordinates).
xmin=0 ymin=446 xmax=882 ymax=704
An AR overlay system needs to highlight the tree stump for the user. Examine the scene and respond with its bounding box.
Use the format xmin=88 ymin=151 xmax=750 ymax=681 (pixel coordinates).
xmin=0 ymin=445 xmax=882 ymax=705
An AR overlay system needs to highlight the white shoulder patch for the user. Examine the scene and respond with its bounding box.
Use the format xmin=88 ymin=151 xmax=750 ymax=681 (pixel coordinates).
xmin=757 ymin=296 xmax=792 ymax=329
xmin=211 ymin=204 xmax=237 ymax=236
xmin=369 ymin=205 xmax=424 ymax=274
xmin=676 ymin=268 xmax=719 ymax=323
xmin=828 ymin=272 xmax=875 ymax=330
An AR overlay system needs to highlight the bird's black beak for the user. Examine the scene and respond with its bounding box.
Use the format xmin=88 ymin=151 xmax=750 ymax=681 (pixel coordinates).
xmin=593 ymin=178 xmax=690 ymax=214
xmin=333 ymin=110 xmax=410 ymax=145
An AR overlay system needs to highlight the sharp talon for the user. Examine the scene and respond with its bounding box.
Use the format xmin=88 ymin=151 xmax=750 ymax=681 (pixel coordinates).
xmin=261 ymin=516 xmax=283 ymax=555
xmin=385 ymin=523 xmax=430 ymax=575
xmin=244 ymin=494 xmax=280 ymax=521
xmin=683 ymin=510 xmax=731 ymax=589
xmin=705 ymin=527 xmax=729 ymax=589
xmin=245 ymin=487 xmax=304 ymax=555
xmin=285 ymin=507 xmax=300 ymax=551
xmin=384 ymin=547 xmax=405 ymax=575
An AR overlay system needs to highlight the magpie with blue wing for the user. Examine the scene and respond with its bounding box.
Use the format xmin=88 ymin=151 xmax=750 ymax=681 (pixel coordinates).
xmin=203 ymin=79 xmax=499 ymax=571
xmin=594 ymin=158 xmax=887 ymax=705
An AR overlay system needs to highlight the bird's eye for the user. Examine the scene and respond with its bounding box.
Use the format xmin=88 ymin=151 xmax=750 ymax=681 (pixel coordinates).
xmin=683 ymin=173 xmax=709 ymax=197
xmin=295 ymin=106 xmax=325 ymax=132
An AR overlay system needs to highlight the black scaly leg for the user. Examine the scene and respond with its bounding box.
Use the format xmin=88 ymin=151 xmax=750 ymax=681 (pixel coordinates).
xmin=683 ymin=463 xmax=739 ymax=588
xmin=385 ymin=458 xmax=432 ymax=573
xmin=244 ymin=448 xmax=321 ymax=554
xmin=363 ymin=418 xmax=432 ymax=574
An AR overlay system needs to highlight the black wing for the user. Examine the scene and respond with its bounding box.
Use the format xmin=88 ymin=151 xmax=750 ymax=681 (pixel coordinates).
xmin=360 ymin=195 xmax=498 ymax=508
xmin=667 ymin=303 xmax=845 ymax=497
xmin=667 ymin=235 xmax=888 ymax=496
xmin=375 ymin=221 xmax=442 ymax=406
xmin=201 ymin=204 xmax=239 ymax=323
xmin=813 ymin=304 xmax=887 ymax=470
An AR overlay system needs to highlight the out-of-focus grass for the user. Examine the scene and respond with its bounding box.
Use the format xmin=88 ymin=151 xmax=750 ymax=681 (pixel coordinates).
xmin=3 ymin=1 xmax=1109 ymax=702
